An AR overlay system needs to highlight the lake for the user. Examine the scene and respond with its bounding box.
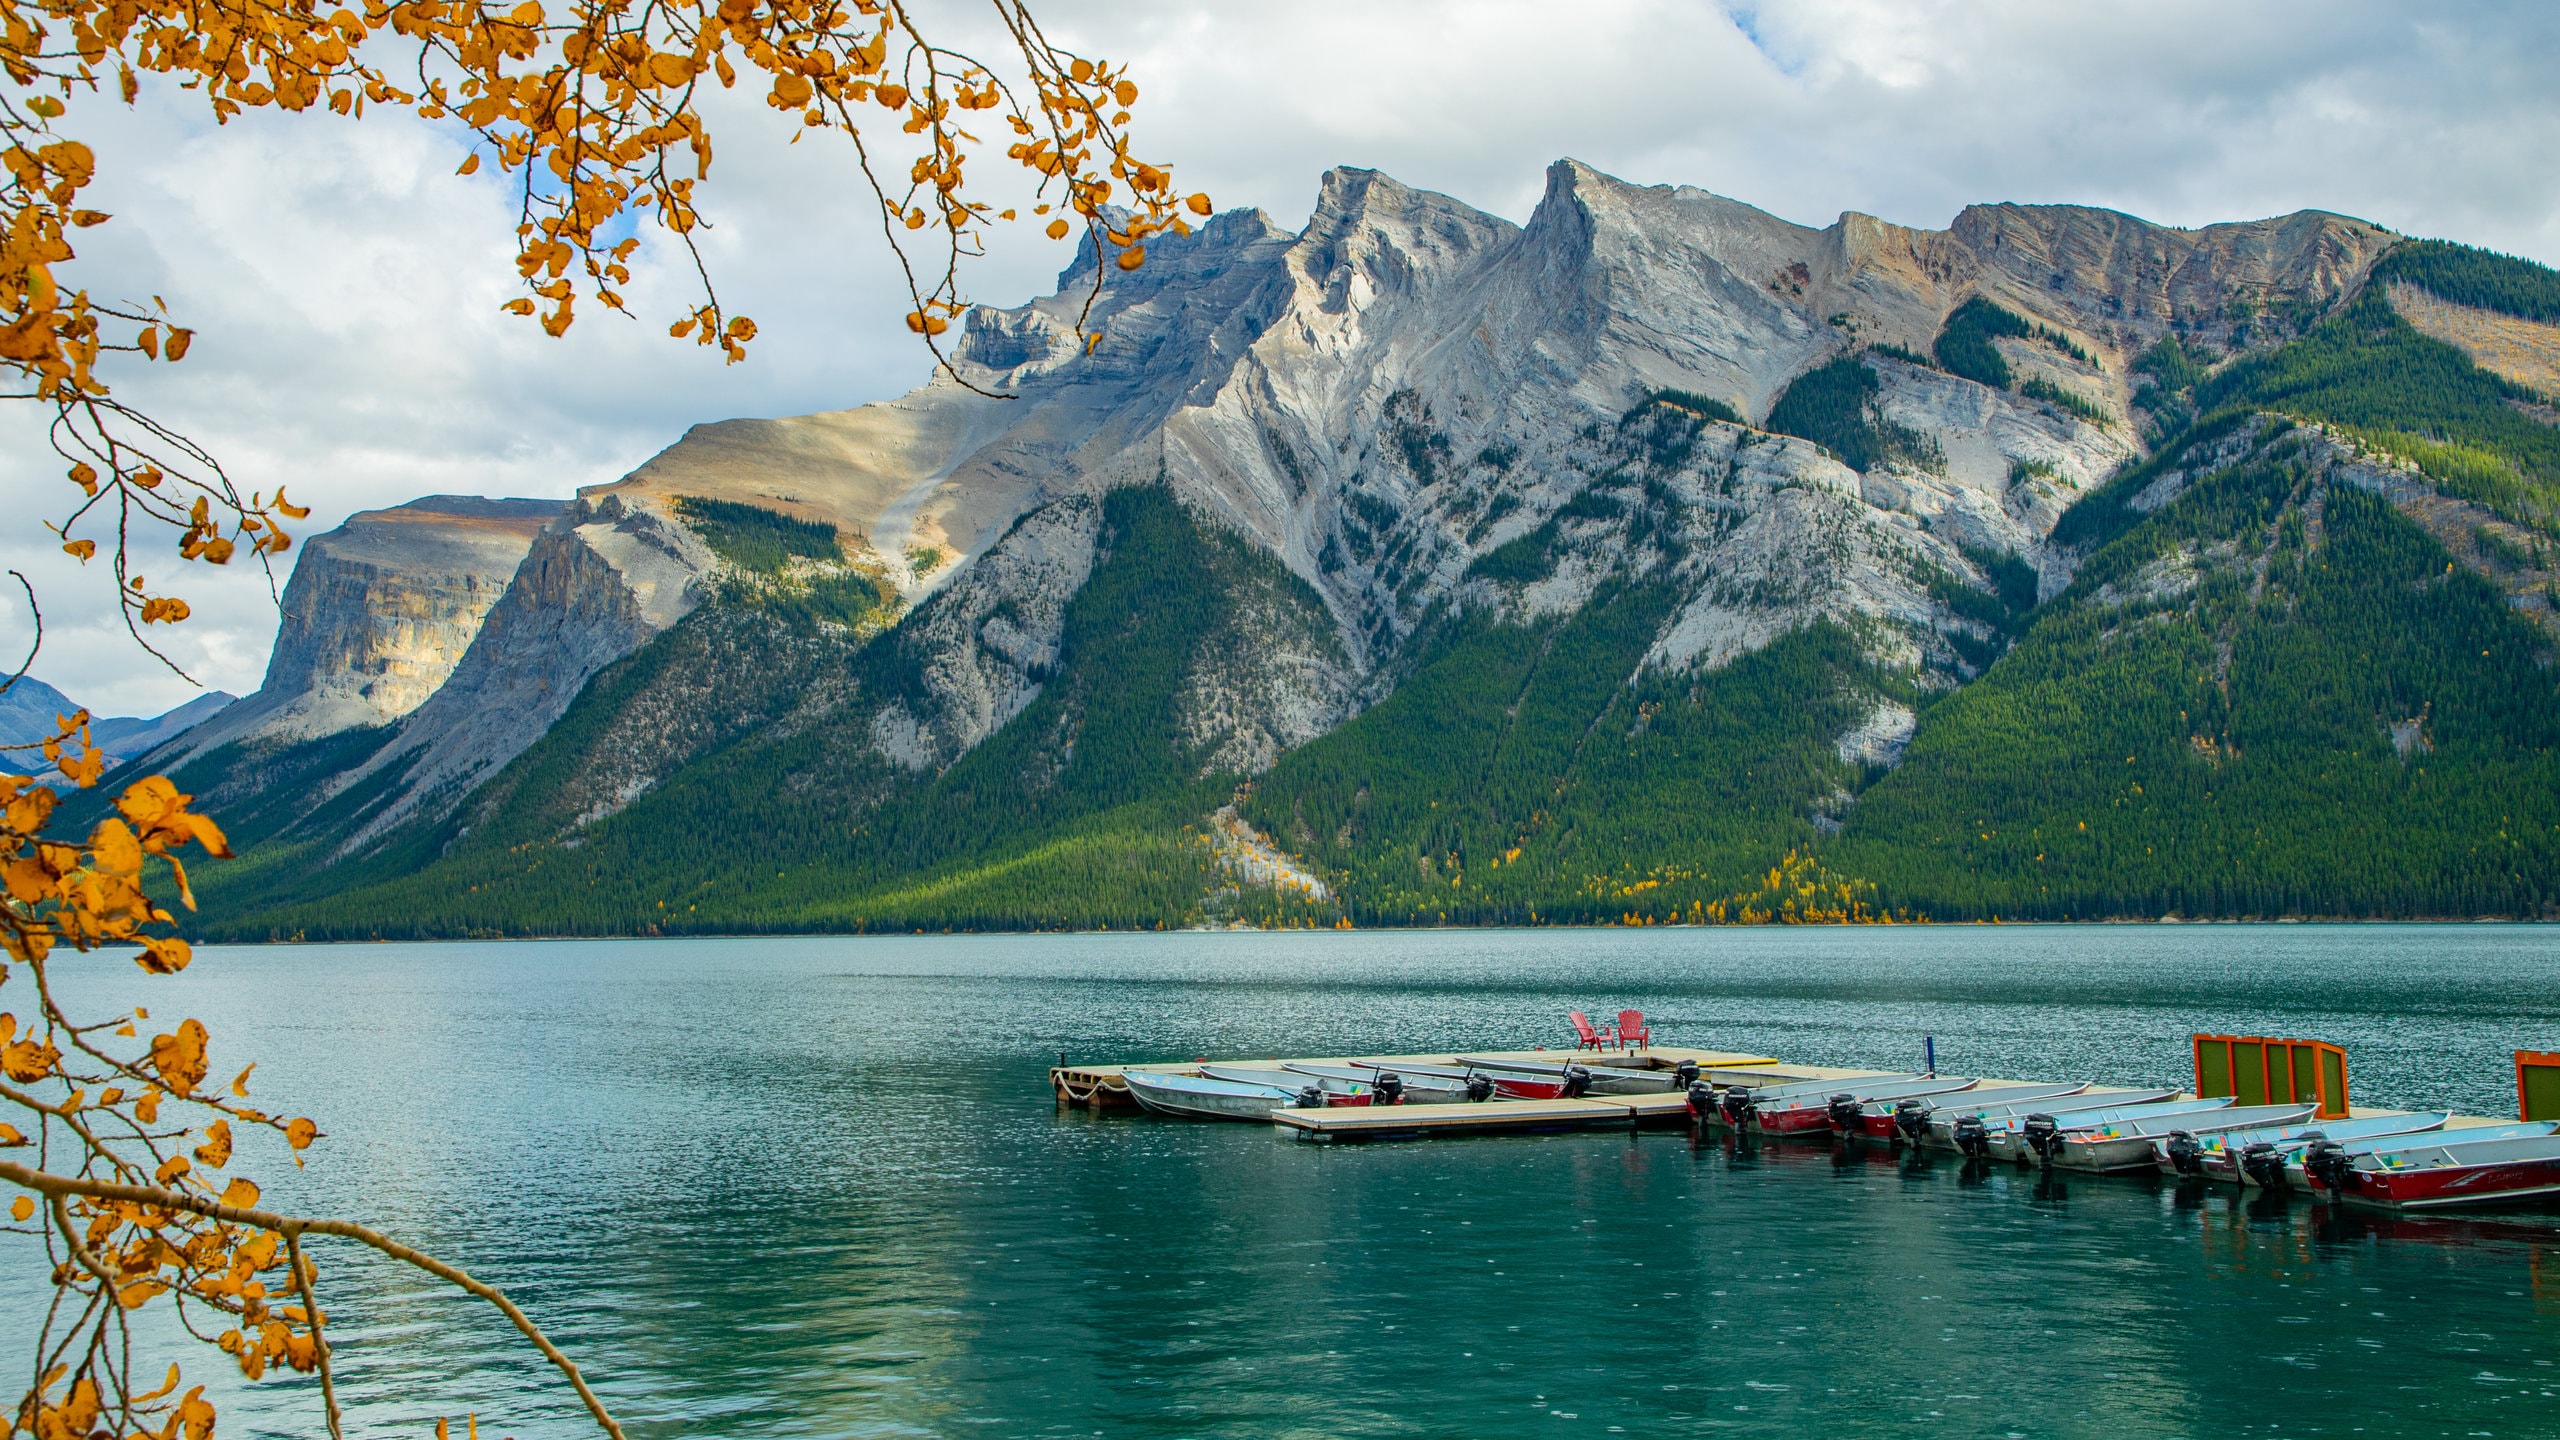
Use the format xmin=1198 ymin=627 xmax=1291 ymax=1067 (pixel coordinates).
xmin=7 ymin=925 xmax=2559 ymax=1438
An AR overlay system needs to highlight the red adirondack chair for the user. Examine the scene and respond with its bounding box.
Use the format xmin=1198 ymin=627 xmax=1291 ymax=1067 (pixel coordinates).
xmin=1615 ymin=1009 xmax=1652 ymax=1050
xmin=1568 ymin=1011 xmax=1615 ymax=1051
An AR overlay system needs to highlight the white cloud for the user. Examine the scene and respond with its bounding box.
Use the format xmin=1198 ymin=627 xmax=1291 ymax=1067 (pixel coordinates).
xmin=5 ymin=0 xmax=2557 ymax=716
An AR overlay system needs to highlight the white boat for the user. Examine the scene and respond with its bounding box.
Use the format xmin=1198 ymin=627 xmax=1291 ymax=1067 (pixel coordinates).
xmin=1916 ymin=1087 xmax=2173 ymax=1149
xmin=1848 ymin=1082 xmax=2095 ymax=1142
xmin=1123 ymin=1070 xmax=1300 ymax=1121
xmin=1703 ymin=1073 xmax=1928 ymax=1127
xmin=1976 ymin=1097 xmax=2235 ymax=1162
xmin=1282 ymin=1063 xmax=1472 ymax=1104
xmin=1455 ymin=1056 xmax=1682 ymax=1095
xmin=2040 ymin=1103 xmax=2315 ymax=1172
xmin=2155 ymin=1111 xmax=2450 ymax=1183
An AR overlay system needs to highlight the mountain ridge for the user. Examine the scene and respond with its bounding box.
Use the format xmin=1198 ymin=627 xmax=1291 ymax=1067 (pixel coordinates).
xmin=68 ymin=160 xmax=2560 ymax=933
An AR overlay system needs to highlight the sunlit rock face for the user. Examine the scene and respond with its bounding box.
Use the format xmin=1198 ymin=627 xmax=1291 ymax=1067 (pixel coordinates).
xmin=168 ymin=496 xmax=563 ymax=757
xmin=218 ymin=161 xmax=2403 ymax=840
xmin=582 ymin=159 xmax=2391 ymax=756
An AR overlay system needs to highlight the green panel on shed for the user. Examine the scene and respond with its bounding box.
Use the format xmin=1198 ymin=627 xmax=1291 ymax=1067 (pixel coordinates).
xmin=2320 ymin=1051 xmax=2347 ymax=1118
xmin=2199 ymin=1042 xmax=2232 ymax=1099
xmin=2525 ymin=1063 xmax=2560 ymax=1123
xmin=2290 ymin=1046 xmax=2319 ymax=1107
xmin=2234 ymin=1044 xmax=2268 ymax=1106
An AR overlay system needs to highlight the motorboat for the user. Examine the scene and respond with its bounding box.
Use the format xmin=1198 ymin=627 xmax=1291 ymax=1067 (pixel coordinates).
xmin=1747 ymin=1077 xmax=1981 ymax=1137
xmin=1282 ymin=1062 xmax=1472 ymax=1104
xmin=2267 ymin=1121 xmax=2556 ymax=1188
xmin=1849 ymin=1082 xmax=2097 ymax=1142
xmin=2035 ymin=1103 xmax=2315 ymax=1172
xmin=2306 ymin=1131 xmax=2560 ymax=1210
xmin=1349 ymin=1060 xmax=1543 ymax=1100
xmin=1973 ymin=1097 xmax=2235 ymax=1162
xmin=1702 ymin=1073 xmax=1928 ymax=1128
xmin=1455 ymin=1056 xmax=1692 ymax=1095
xmin=1123 ymin=1070 xmax=1302 ymax=1121
xmin=1912 ymin=1087 xmax=2175 ymax=1149
xmin=2154 ymin=1111 xmax=2450 ymax=1184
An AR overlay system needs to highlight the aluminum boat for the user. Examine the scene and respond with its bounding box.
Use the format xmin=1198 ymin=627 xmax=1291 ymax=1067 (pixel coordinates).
xmin=1123 ymin=1070 xmax=1300 ymax=1121
xmin=2306 ymin=1132 xmax=2560 ymax=1211
xmin=2154 ymin=1111 xmax=2450 ymax=1184
xmin=1849 ymin=1082 xmax=2096 ymax=1142
xmin=1747 ymin=1077 xmax=1981 ymax=1137
xmin=2037 ymin=1103 xmax=2315 ymax=1172
xmin=1974 ymin=1097 xmax=2236 ymax=1162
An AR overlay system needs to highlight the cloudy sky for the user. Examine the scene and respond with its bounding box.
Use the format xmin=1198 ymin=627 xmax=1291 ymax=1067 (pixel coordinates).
xmin=6 ymin=0 xmax=2556 ymax=715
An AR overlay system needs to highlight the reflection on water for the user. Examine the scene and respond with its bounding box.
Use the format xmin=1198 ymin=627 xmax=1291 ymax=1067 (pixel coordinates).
xmin=6 ymin=925 xmax=2559 ymax=1437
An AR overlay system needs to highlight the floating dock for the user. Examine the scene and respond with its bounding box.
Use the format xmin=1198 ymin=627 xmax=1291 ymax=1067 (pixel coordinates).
xmin=1056 ymin=1046 xmax=1812 ymax=1135
xmin=1054 ymin=1048 xmax=2528 ymax=1149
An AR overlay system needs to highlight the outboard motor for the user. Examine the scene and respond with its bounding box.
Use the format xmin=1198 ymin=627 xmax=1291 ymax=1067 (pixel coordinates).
xmin=1719 ymin=1086 xmax=1757 ymax=1128
xmin=1295 ymin=1085 xmax=1327 ymax=1110
xmin=1560 ymin=1064 xmax=1594 ymax=1099
xmin=2302 ymin=1138 xmax=2353 ymax=1195
xmin=2239 ymin=1139 xmax=2292 ymax=1190
xmin=1464 ymin=1072 xmax=1495 ymax=1104
xmin=1892 ymin=1099 xmax=1934 ymax=1144
xmin=1686 ymin=1080 xmax=1716 ymax=1122
xmin=2163 ymin=1130 xmax=2206 ymax=1177
xmin=1826 ymin=1093 xmax=1863 ymax=1135
xmin=1673 ymin=1059 xmax=1701 ymax=1089
xmin=1951 ymin=1114 xmax=1992 ymax=1159
xmin=1374 ymin=1072 xmax=1406 ymax=1107
xmin=2022 ymin=1113 xmax=2064 ymax=1168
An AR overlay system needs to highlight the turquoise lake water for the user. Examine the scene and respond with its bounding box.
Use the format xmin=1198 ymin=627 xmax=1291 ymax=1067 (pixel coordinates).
xmin=7 ymin=925 xmax=2560 ymax=1438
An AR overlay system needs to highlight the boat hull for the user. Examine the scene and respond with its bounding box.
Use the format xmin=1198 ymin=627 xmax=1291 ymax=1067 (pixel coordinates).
xmin=2052 ymin=1134 xmax=2173 ymax=1173
xmin=2324 ymin=1156 xmax=2560 ymax=1211
xmin=1125 ymin=1078 xmax=1288 ymax=1122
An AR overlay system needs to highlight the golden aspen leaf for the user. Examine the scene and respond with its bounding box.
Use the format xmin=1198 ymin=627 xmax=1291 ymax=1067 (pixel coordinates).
xmin=1045 ymin=219 xmax=1069 ymax=240
xmin=165 ymin=329 xmax=192 ymax=361
xmin=1113 ymin=80 xmax=1137 ymax=106
xmin=220 ymin=1177 xmax=260 ymax=1209
xmin=194 ymin=1119 xmax=232 ymax=1168
xmin=8 ymin=1195 xmax=31 ymax=1219
xmin=649 ymin=53 xmax=692 ymax=87
xmin=138 ymin=326 xmax=160 ymax=359
xmin=135 ymin=1089 xmax=160 ymax=1123
xmin=60 ymin=539 xmax=94 ymax=561
xmin=876 ymin=84 xmax=907 ymax=108
xmin=118 ymin=1280 xmax=169 ymax=1309
xmin=1186 ymin=192 xmax=1212 ymax=217
xmin=456 ymin=153 xmax=481 ymax=176
xmin=285 ymin=1117 xmax=319 ymax=1150
xmin=1116 ymin=246 xmax=1145 ymax=271
xmin=149 ymin=1018 xmax=209 ymax=1095
xmin=154 ymin=1153 xmax=190 ymax=1184
xmin=230 ymin=1062 xmax=255 ymax=1097
xmin=0 ymin=1123 xmax=26 ymax=1147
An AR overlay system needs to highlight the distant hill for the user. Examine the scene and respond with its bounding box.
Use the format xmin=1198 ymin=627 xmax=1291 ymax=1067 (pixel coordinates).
xmin=2 ymin=677 xmax=236 ymax=781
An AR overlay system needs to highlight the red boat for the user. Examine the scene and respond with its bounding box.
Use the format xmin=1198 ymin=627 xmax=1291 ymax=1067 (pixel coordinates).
xmin=1748 ymin=1077 xmax=1978 ymax=1136
xmin=2306 ymin=1133 xmax=2560 ymax=1211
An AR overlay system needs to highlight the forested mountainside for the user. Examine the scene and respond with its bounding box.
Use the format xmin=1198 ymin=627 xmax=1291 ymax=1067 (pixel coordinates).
xmin=81 ymin=161 xmax=2560 ymax=936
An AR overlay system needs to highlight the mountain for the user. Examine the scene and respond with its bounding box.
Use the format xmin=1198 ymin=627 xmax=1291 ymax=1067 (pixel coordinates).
xmin=1 ymin=676 xmax=236 ymax=778
xmin=102 ymin=161 xmax=2560 ymax=935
